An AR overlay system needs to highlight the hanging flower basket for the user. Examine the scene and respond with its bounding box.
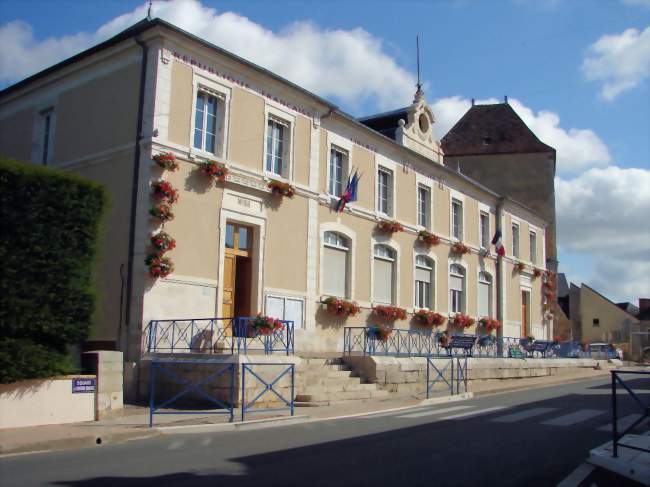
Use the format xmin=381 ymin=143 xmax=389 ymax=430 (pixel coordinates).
xmin=450 ymin=313 xmax=476 ymax=329
xmin=413 ymin=310 xmax=446 ymax=327
xmin=322 ymin=296 xmax=361 ymax=318
xmin=377 ymin=220 xmax=404 ymax=234
xmin=251 ymin=314 xmax=285 ymax=335
xmin=478 ymin=317 xmax=501 ymax=332
xmin=152 ymin=152 xmax=179 ymax=171
xmin=367 ymin=325 xmax=393 ymax=342
xmin=151 ymin=180 xmax=179 ymax=204
xmin=149 ymin=203 xmax=174 ymax=222
xmin=451 ymin=242 xmax=471 ymax=255
xmin=145 ymin=254 xmax=174 ymax=278
xmin=533 ymin=268 xmax=542 ymax=278
xmin=267 ymin=180 xmax=296 ymax=198
xmin=200 ymin=160 xmax=228 ymax=181
xmin=372 ymin=305 xmax=408 ymax=321
xmin=150 ymin=230 xmax=176 ymax=253
xmin=418 ymin=230 xmax=440 ymax=246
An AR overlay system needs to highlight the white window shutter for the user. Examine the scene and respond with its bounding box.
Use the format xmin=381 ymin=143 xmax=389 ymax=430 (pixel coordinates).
xmin=374 ymin=259 xmax=393 ymax=304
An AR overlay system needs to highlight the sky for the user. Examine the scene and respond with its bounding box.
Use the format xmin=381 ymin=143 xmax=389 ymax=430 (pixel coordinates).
xmin=1 ymin=0 xmax=649 ymax=303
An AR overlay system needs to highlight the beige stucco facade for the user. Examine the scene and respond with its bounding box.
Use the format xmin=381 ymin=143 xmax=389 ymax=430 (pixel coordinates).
xmin=0 ymin=20 xmax=552 ymax=382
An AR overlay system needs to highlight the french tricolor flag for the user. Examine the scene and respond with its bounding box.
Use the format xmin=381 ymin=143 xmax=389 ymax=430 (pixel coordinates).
xmin=491 ymin=230 xmax=506 ymax=257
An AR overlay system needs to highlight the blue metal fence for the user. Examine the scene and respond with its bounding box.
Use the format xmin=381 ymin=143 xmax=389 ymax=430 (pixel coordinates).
xmin=611 ymin=369 xmax=649 ymax=458
xmin=148 ymin=359 xmax=235 ymax=427
xmin=241 ymin=363 xmax=295 ymax=422
xmin=343 ymin=326 xmax=594 ymax=359
xmin=426 ymin=357 xmax=454 ymax=397
xmin=143 ymin=317 xmax=294 ymax=356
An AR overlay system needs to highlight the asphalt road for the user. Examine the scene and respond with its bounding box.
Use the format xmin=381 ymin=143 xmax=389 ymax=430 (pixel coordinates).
xmin=1 ymin=376 xmax=648 ymax=487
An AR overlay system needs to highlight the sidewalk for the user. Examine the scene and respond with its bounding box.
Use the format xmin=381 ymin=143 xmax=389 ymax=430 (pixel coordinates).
xmin=0 ymin=367 xmax=611 ymax=456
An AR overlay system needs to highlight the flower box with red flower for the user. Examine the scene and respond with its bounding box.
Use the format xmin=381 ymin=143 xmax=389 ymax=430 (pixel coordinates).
xmin=150 ymin=230 xmax=176 ymax=253
xmin=515 ymin=262 xmax=526 ymax=273
xmin=151 ymin=180 xmax=179 ymax=204
xmin=267 ymin=180 xmax=296 ymax=198
xmin=152 ymin=152 xmax=179 ymax=171
xmin=418 ymin=230 xmax=440 ymax=246
xmin=149 ymin=203 xmax=174 ymax=222
xmin=478 ymin=317 xmax=501 ymax=332
xmin=450 ymin=313 xmax=476 ymax=329
xmin=200 ymin=160 xmax=228 ymax=181
xmin=372 ymin=305 xmax=407 ymax=321
xmin=413 ymin=309 xmax=446 ymax=327
xmin=533 ymin=268 xmax=542 ymax=278
xmin=376 ymin=220 xmax=404 ymax=234
xmin=251 ymin=314 xmax=285 ymax=335
xmin=145 ymin=254 xmax=174 ymax=278
xmin=367 ymin=325 xmax=393 ymax=342
xmin=322 ymin=296 xmax=361 ymax=318
xmin=451 ymin=242 xmax=471 ymax=255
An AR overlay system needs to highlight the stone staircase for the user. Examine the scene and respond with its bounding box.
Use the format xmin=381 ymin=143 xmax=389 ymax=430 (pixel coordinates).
xmin=294 ymin=357 xmax=389 ymax=406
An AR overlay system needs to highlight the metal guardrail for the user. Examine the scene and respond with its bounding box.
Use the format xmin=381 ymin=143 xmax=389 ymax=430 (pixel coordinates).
xmin=143 ymin=317 xmax=294 ymax=356
xmin=343 ymin=326 xmax=595 ymax=359
xmin=241 ymin=363 xmax=295 ymax=422
xmin=611 ymin=370 xmax=649 ymax=457
xmin=426 ymin=356 xmax=469 ymax=398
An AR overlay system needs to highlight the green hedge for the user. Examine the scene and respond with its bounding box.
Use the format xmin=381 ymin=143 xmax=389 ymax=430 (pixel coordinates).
xmin=0 ymin=158 xmax=106 ymax=383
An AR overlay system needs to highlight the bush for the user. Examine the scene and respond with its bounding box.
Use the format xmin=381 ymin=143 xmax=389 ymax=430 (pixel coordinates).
xmin=0 ymin=158 xmax=106 ymax=383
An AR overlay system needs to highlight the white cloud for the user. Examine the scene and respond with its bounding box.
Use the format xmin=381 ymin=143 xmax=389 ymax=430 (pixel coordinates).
xmin=0 ymin=0 xmax=415 ymax=110
xmin=556 ymin=166 xmax=650 ymax=301
xmin=430 ymin=96 xmax=611 ymax=173
xmin=582 ymin=26 xmax=650 ymax=100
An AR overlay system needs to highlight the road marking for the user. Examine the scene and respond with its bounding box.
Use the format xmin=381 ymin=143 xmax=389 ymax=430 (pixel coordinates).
xmin=597 ymin=414 xmax=643 ymax=432
xmin=360 ymin=408 xmax=430 ymax=419
xmin=398 ymin=405 xmax=473 ymax=419
xmin=542 ymin=409 xmax=604 ymax=426
xmin=167 ymin=440 xmax=185 ymax=450
xmin=439 ymin=406 xmax=506 ymax=420
xmin=201 ymin=437 xmax=212 ymax=446
xmin=491 ymin=407 xmax=557 ymax=423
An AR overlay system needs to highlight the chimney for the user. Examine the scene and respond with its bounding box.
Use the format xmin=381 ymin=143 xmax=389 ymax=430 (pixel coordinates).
xmin=639 ymin=298 xmax=650 ymax=313
xmin=471 ymin=98 xmax=475 ymax=106
xmin=504 ymin=95 xmax=508 ymax=104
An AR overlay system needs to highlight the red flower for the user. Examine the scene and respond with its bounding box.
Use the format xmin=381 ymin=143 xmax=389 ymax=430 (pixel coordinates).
xmin=418 ymin=230 xmax=440 ymax=246
xmin=267 ymin=180 xmax=296 ymax=198
xmin=152 ymin=152 xmax=179 ymax=171
xmin=377 ymin=220 xmax=404 ymax=234
xmin=451 ymin=242 xmax=471 ymax=255
xmin=372 ymin=305 xmax=407 ymax=321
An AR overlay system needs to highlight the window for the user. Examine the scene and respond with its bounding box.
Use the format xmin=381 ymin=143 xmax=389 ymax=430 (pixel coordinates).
xmin=373 ymin=244 xmax=395 ymax=304
xmin=266 ymin=295 xmax=304 ymax=329
xmin=417 ymin=185 xmax=431 ymax=229
xmin=530 ymin=231 xmax=537 ymax=264
xmin=328 ymin=148 xmax=347 ymax=197
xmin=480 ymin=211 xmax=490 ymax=249
xmin=39 ymin=109 xmax=54 ymax=165
xmin=452 ymin=199 xmax=463 ymax=240
xmin=377 ymin=167 xmax=393 ymax=216
xmin=478 ymin=271 xmax=492 ymax=317
xmin=449 ymin=264 xmax=465 ymax=313
xmin=265 ymin=117 xmax=290 ymax=176
xmin=415 ymin=255 xmax=434 ymax=309
xmin=593 ymin=318 xmax=600 ymax=327
xmin=193 ymin=92 xmax=222 ymax=154
xmin=512 ymin=223 xmax=520 ymax=258
xmin=323 ymin=231 xmax=349 ymax=297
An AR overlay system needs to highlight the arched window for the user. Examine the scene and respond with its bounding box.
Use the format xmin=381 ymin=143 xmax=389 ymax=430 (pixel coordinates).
xmin=478 ymin=271 xmax=492 ymax=317
xmin=415 ymin=255 xmax=434 ymax=309
xmin=449 ymin=264 xmax=465 ymax=313
xmin=373 ymin=244 xmax=395 ymax=304
xmin=323 ymin=231 xmax=349 ymax=297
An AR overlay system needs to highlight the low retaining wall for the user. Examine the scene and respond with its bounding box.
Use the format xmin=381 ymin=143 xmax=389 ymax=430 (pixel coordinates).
xmin=343 ymin=356 xmax=602 ymax=395
xmin=0 ymin=375 xmax=96 ymax=428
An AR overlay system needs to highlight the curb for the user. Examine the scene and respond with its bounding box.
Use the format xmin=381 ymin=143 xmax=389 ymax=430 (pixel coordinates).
xmin=156 ymin=414 xmax=311 ymax=434
xmin=470 ymin=371 xmax=611 ymax=398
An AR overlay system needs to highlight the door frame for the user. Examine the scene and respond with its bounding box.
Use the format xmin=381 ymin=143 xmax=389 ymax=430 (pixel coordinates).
xmin=520 ymin=288 xmax=531 ymax=337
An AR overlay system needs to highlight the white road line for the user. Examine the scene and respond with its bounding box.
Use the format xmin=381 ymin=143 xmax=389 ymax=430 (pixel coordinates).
xmin=491 ymin=407 xmax=557 ymax=423
xmin=360 ymin=408 xmax=430 ymax=419
xmin=438 ymin=406 xmax=507 ymax=420
xmin=597 ymin=414 xmax=643 ymax=432
xmin=167 ymin=440 xmax=185 ymax=450
xmin=398 ymin=405 xmax=473 ymax=419
xmin=201 ymin=437 xmax=213 ymax=446
xmin=542 ymin=409 xmax=604 ymax=426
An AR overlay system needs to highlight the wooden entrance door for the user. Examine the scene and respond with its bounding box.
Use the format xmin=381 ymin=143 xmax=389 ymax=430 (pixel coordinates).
xmin=222 ymin=223 xmax=252 ymax=322
xmin=521 ymin=290 xmax=530 ymax=337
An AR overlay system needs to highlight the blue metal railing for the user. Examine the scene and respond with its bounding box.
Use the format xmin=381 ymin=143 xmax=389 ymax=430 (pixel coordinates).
xmin=143 ymin=317 xmax=294 ymax=356
xmin=241 ymin=363 xmax=295 ymax=421
xmin=611 ymin=370 xmax=649 ymax=457
xmin=425 ymin=356 xmax=469 ymax=398
xmin=343 ymin=326 xmax=594 ymax=359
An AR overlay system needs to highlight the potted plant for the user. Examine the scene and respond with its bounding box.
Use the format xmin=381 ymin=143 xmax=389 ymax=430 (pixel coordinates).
xmin=533 ymin=268 xmax=542 ymax=278
xmin=367 ymin=325 xmax=393 ymax=342
xmin=413 ymin=309 xmax=446 ymax=327
xmin=372 ymin=305 xmax=408 ymax=321
xmin=267 ymin=179 xmax=296 ymax=198
xmin=151 ymin=180 xmax=179 ymax=204
xmin=150 ymin=230 xmax=176 ymax=253
xmin=200 ymin=160 xmax=228 ymax=181
xmin=377 ymin=220 xmax=404 ymax=234
xmin=450 ymin=313 xmax=476 ymax=329
xmin=145 ymin=254 xmax=174 ymax=278
xmin=149 ymin=203 xmax=174 ymax=222
xmin=152 ymin=152 xmax=179 ymax=171
xmin=418 ymin=230 xmax=440 ymax=246
xmin=477 ymin=317 xmax=501 ymax=332
xmin=515 ymin=262 xmax=526 ymax=273
xmin=322 ymin=296 xmax=361 ymax=318
xmin=251 ymin=314 xmax=285 ymax=335
xmin=438 ymin=332 xmax=451 ymax=348
xmin=451 ymin=242 xmax=471 ymax=255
